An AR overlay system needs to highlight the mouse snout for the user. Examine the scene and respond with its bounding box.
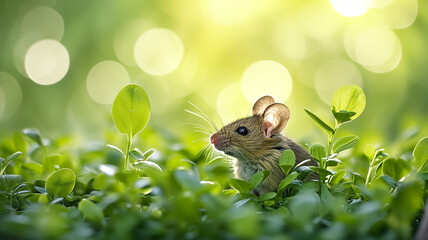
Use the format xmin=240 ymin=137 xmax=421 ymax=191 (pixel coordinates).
xmin=210 ymin=133 xmax=223 ymax=149
xmin=210 ymin=133 xmax=218 ymax=145
xmin=210 ymin=133 xmax=229 ymax=151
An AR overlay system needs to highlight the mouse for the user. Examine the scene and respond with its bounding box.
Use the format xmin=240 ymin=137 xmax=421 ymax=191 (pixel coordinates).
xmin=209 ymin=95 xmax=318 ymax=196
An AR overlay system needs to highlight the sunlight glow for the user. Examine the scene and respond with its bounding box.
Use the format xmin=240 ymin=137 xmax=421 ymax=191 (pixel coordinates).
xmin=0 ymin=72 xmax=22 ymax=120
xmin=217 ymin=82 xmax=250 ymax=124
xmin=356 ymin=27 xmax=402 ymax=73
xmin=25 ymin=39 xmax=69 ymax=85
xmin=371 ymin=0 xmax=394 ymax=8
xmin=274 ymin=24 xmax=307 ymax=60
xmin=114 ymin=19 xmax=153 ymax=66
xmin=86 ymin=61 xmax=130 ymax=104
xmin=134 ymin=28 xmax=184 ymax=76
xmin=315 ymin=59 xmax=362 ymax=105
xmin=330 ymin=0 xmax=373 ymax=17
xmin=14 ymin=6 xmax=64 ymax=78
xmin=208 ymin=0 xmax=259 ymax=25
xmin=20 ymin=6 xmax=64 ymax=42
xmin=371 ymin=0 xmax=418 ymax=29
xmin=241 ymin=60 xmax=292 ymax=104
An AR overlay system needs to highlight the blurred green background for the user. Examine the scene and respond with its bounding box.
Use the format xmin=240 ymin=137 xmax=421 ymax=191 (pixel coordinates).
xmin=0 ymin=0 xmax=427 ymax=153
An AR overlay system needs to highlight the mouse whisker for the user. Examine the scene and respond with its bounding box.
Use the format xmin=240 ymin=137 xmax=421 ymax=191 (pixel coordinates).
xmin=193 ymin=130 xmax=212 ymax=136
xmin=197 ymin=144 xmax=217 ymax=161
xmin=186 ymin=101 xmax=219 ymax=132
xmin=192 ymin=137 xmax=210 ymax=143
xmin=185 ymin=109 xmax=218 ymax=132
xmin=180 ymin=122 xmax=212 ymax=131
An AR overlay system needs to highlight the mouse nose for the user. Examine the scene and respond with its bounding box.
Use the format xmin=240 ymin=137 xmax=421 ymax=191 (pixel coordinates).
xmin=210 ymin=134 xmax=218 ymax=145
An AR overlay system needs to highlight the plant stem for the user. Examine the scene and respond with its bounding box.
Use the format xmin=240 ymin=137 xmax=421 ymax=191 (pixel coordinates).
xmin=365 ymin=156 xmax=375 ymax=186
xmin=365 ymin=166 xmax=372 ymax=186
xmin=327 ymin=122 xmax=339 ymax=157
xmin=124 ymin=135 xmax=133 ymax=171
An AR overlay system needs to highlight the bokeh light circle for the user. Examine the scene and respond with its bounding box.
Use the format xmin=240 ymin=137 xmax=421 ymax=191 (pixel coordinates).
xmin=114 ymin=19 xmax=153 ymax=66
xmin=330 ymin=0 xmax=373 ymax=17
xmin=241 ymin=60 xmax=293 ymax=103
xmin=274 ymin=24 xmax=307 ymax=60
xmin=315 ymin=59 xmax=362 ymax=104
xmin=13 ymin=6 xmax=64 ymax=78
xmin=134 ymin=28 xmax=184 ymax=76
xmin=20 ymin=6 xmax=64 ymax=42
xmin=25 ymin=39 xmax=70 ymax=85
xmin=217 ymin=82 xmax=251 ymax=124
xmin=372 ymin=0 xmax=418 ymax=29
xmin=371 ymin=0 xmax=394 ymax=8
xmin=0 ymin=72 xmax=22 ymax=120
xmin=355 ymin=27 xmax=402 ymax=72
xmin=86 ymin=61 xmax=130 ymax=104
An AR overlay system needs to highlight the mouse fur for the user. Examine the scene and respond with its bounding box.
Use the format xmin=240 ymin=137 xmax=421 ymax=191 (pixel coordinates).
xmin=210 ymin=96 xmax=318 ymax=195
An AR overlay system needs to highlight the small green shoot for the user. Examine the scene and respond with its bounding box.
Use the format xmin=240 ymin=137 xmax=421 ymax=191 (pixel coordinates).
xmin=112 ymin=84 xmax=151 ymax=171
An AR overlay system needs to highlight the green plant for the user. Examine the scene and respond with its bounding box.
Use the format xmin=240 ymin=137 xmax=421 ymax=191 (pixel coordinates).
xmin=0 ymin=84 xmax=426 ymax=240
xmin=111 ymin=84 xmax=151 ymax=171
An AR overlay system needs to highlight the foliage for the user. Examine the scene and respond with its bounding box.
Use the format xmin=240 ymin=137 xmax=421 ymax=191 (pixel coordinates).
xmin=0 ymin=85 xmax=427 ymax=240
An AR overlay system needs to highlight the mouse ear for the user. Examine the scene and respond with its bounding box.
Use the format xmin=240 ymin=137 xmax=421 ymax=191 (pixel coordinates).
xmin=252 ymin=95 xmax=275 ymax=116
xmin=262 ymin=103 xmax=290 ymax=138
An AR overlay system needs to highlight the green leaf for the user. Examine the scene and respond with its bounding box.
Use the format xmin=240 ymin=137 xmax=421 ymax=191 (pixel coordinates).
xmin=248 ymin=170 xmax=270 ymax=190
xmin=310 ymin=144 xmax=327 ymax=162
xmin=23 ymin=128 xmax=43 ymax=145
xmin=331 ymin=84 xmax=366 ymax=124
xmin=230 ymin=178 xmax=251 ymax=193
xmin=132 ymin=160 xmax=163 ymax=174
xmin=332 ymin=136 xmax=359 ymax=153
xmin=296 ymin=166 xmax=315 ymax=181
xmin=259 ymin=192 xmax=277 ymax=201
xmin=330 ymin=169 xmax=346 ymax=185
xmin=413 ymin=137 xmax=428 ymax=172
xmin=278 ymin=171 xmax=299 ymax=192
xmin=326 ymin=158 xmax=342 ymax=167
xmin=291 ymin=159 xmax=312 ymax=172
xmin=382 ymin=175 xmax=397 ymax=189
xmin=106 ymin=144 xmax=125 ymax=156
xmin=279 ymin=150 xmax=296 ymax=175
xmin=0 ymin=175 xmax=21 ymax=192
xmin=331 ymin=110 xmax=356 ymax=125
xmin=382 ymin=158 xmax=410 ymax=181
xmin=309 ymin=167 xmax=334 ymax=179
xmin=352 ymin=172 xmax=365 ymax=185
xmin=131 ymin=148 xmax=156 ymax=161
xmin=78 ymin=199 xmax=104 ymax=225
xmin=115 ymin=170 xmax=139 ymax=186
xmin=174 ymin=170 xmax=201 ymax=192
xmin=112 ymin=84 xmax=151 ymax=137
xmin=22 ymin=162 xmax=43 ymax=174
xmin=304 ymin=109 xmax=335 ymax=136
xmin=42 ymin=154 xmax=63 ymax=174
xmin=45 ymin=168 xmax=76 ymax=198
xmin=0 ymin=151 xmax=22 ymax=175
xmin=130 ymin=148 xmax=144 ymax=160
xmin=142 ymin=149 xmax=156 ymax=160
xmin=320 ymin=182 xmax=335 ymax=204
xmin=372 ymin=150 xmax=389 ymax=167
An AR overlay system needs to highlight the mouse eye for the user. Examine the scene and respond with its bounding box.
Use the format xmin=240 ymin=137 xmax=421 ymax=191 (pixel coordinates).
xmin=236 ymin=126 xmax=248 ymax=136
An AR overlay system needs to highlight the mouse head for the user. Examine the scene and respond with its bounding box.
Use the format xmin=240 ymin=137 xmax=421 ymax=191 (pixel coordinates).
xmin=210 ymin=95 xmax=290 ymax=160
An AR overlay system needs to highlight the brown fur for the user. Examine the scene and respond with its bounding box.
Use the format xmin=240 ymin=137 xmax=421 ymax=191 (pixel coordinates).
xmin=211 ymin=115 xmax=318 ymax=195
